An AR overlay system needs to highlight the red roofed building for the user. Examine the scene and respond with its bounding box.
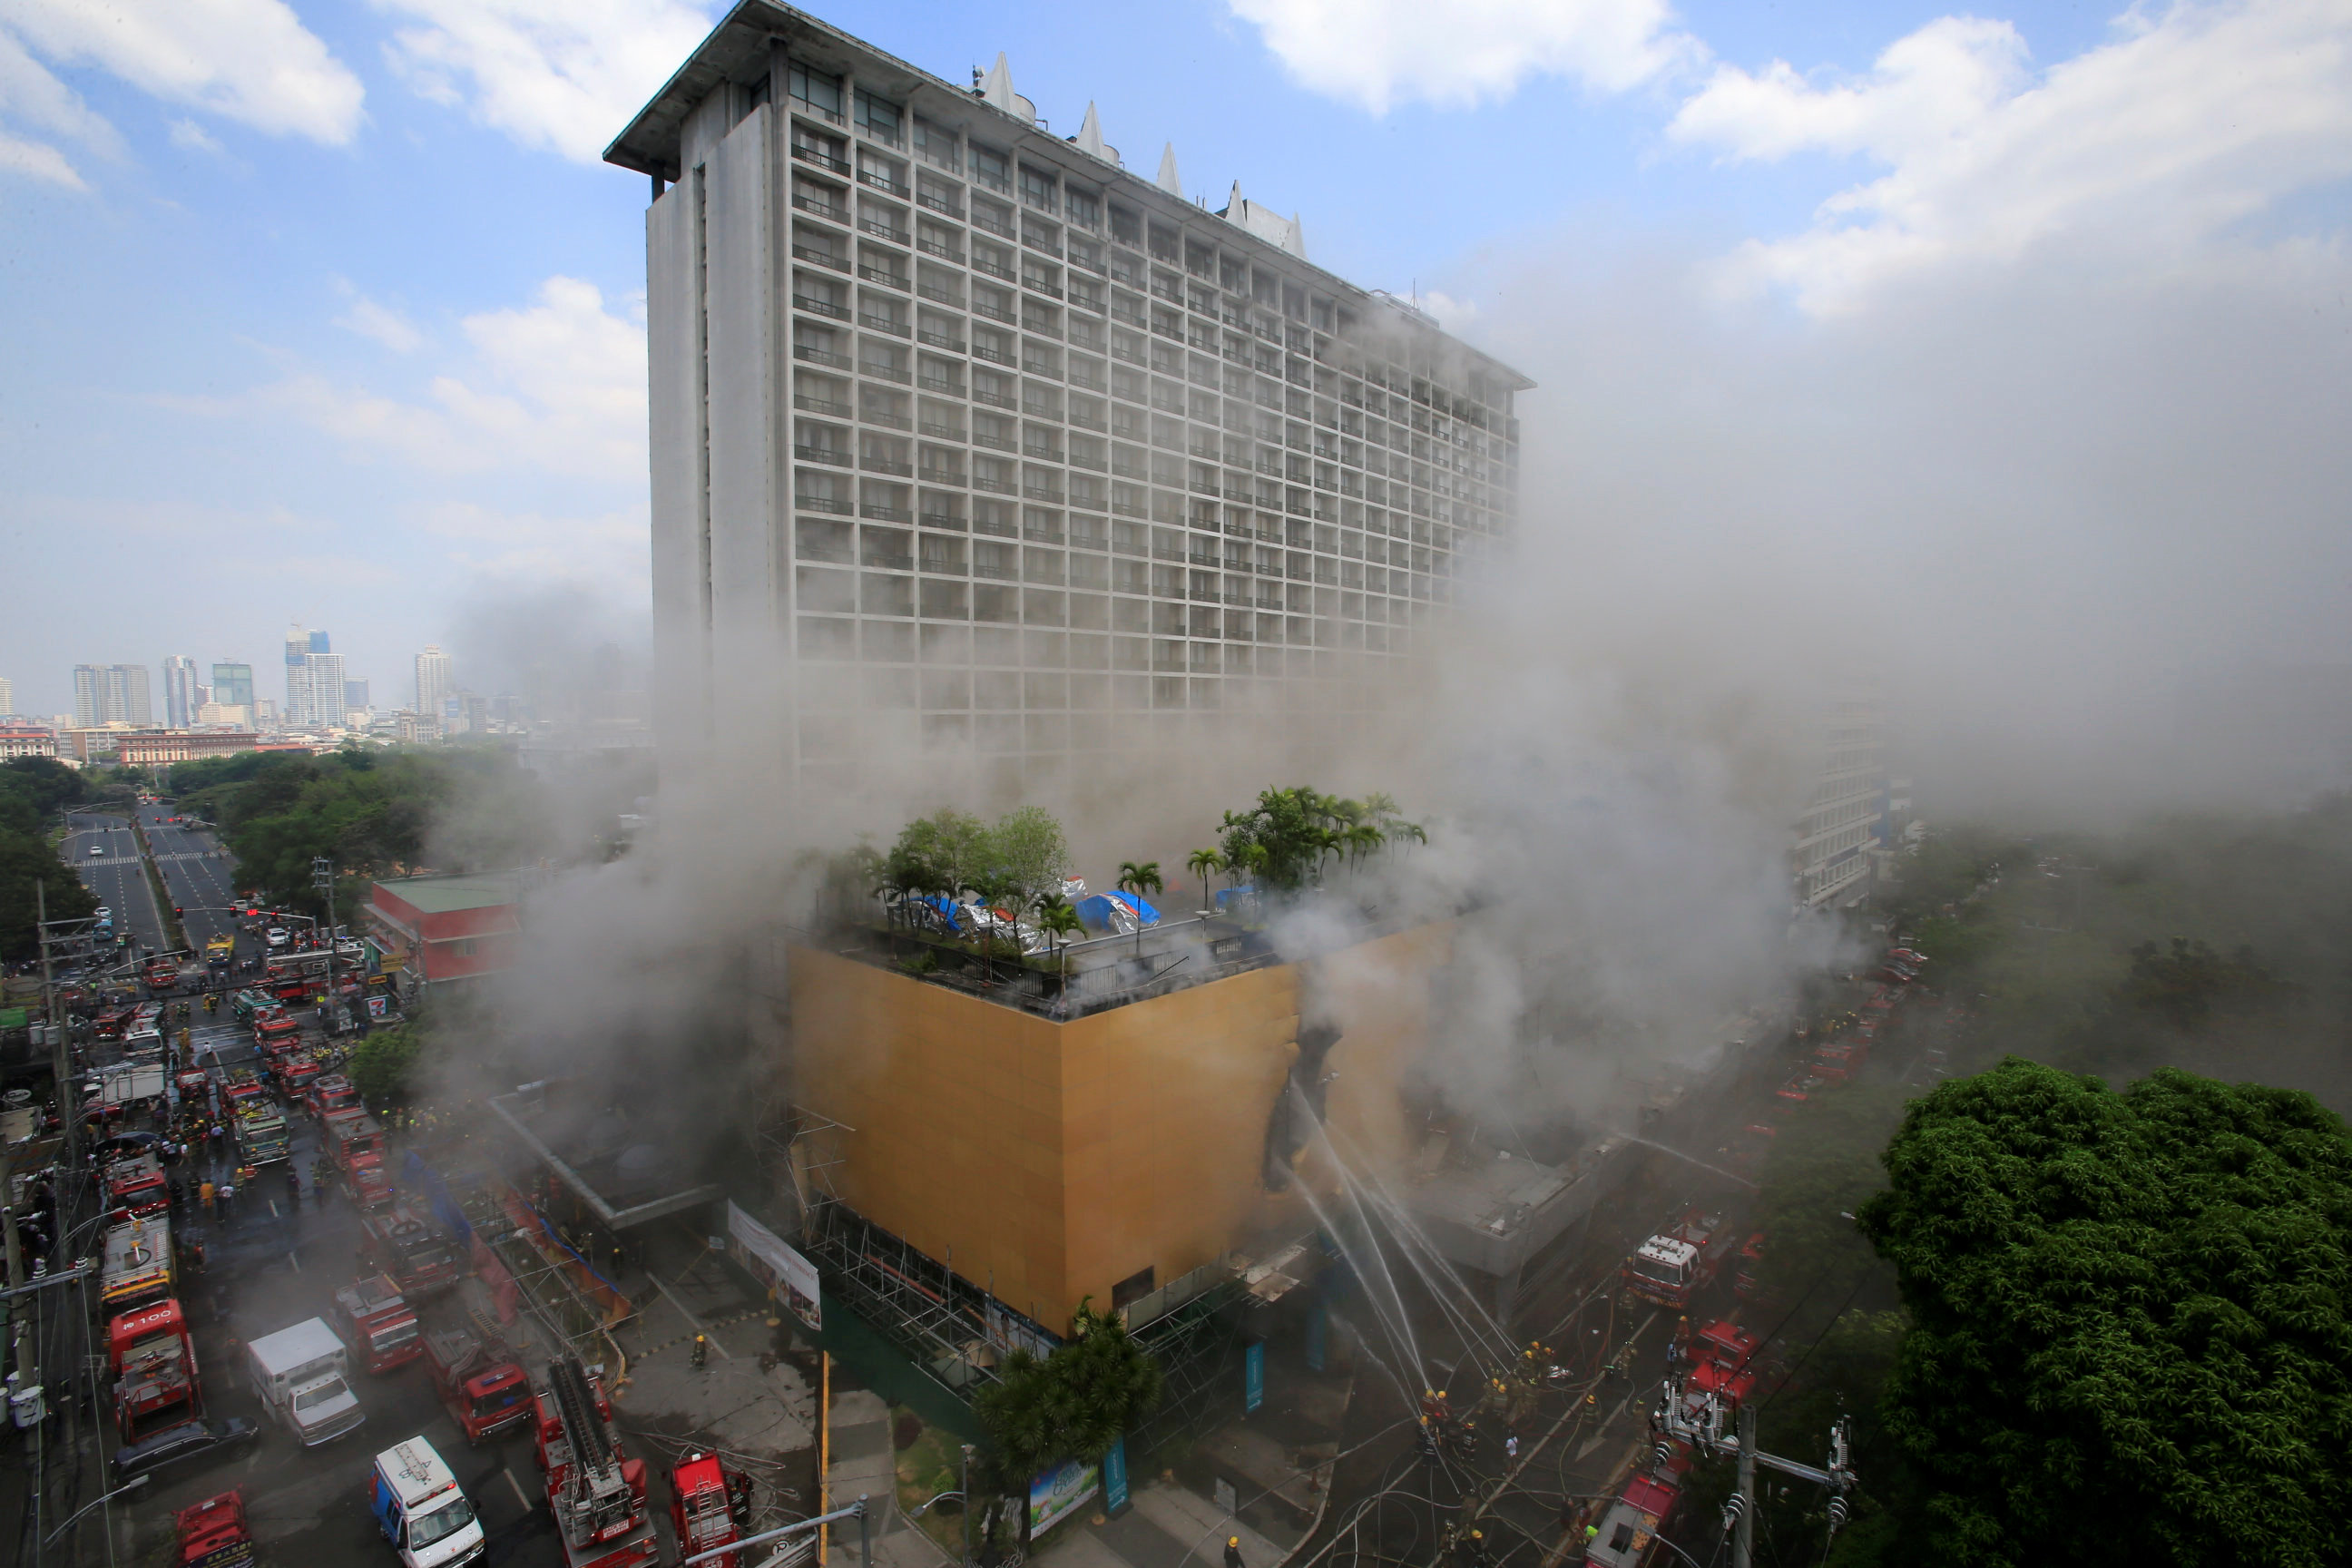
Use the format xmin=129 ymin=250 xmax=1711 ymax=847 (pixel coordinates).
xmin=361 ymin=872 xmax=522 ymax=992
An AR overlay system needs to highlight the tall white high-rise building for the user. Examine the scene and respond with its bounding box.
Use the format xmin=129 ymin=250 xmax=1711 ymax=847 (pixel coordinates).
xmin=0 ymin=675 xmax=14 ymax=718
xmin=284 ymin=625 xmax=314 ymax=728
xmin=605 ymin=9 xmax=1529 ymax=791
xmin=310 ymin=652 xmax=346 ymax=727
xmin=1794 ymin=693 xmax=1886 ymax=912
xmin=162 ymin=655 xmax=201 ymax=729
xmin=415 ymin=645 xmax=453 ymax=720
xmin=72 ymin=663 xmax=152 ymax=729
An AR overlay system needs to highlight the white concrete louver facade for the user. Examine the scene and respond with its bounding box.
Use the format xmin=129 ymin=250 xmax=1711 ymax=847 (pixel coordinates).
xmin=608 ymin=2 xmax=1532 ymax=792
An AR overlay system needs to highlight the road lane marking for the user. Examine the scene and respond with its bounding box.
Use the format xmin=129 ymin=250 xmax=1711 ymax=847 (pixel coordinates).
xmin=268 ymin=1200 xmax=279 ymax=1217
xmin=288 ymin=1251 xmax=300 ymax=1272
xmin=504 ymin=1468 xmax=531 ymax=1509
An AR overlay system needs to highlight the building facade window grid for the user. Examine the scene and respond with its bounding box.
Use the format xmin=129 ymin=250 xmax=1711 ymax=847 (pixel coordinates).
xmin=637 ymin=30 xmax=1526 ymax=776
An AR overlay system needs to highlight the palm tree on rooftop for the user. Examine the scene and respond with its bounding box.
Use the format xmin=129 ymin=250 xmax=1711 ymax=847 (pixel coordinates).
xmin=1034 ymin=892 xmax=1083 ymax=990
xmin=1187 ymin=848 xmax=1223 ymax=916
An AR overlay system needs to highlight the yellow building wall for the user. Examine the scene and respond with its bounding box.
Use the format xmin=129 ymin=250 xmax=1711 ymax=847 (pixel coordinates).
xmin=788 ymin=920 xmax=1455 ymax=1329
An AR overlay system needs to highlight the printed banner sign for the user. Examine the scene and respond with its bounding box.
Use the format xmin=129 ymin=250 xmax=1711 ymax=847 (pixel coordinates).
xmin=1028 ymin=1458 xmax=1100 ymax=1538
xmin=1245 ymin=1340 xmax=1265 ymax=1414
xmin=726 ymin=1201 xmax=821 ymax=1331
xmin=1102 ymin=1436 xmax=1130 ymax=1516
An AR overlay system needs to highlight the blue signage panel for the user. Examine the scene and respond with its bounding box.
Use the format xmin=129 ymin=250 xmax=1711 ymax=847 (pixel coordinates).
xmin=1306 ymin=1306 xmax=1328 ymax=1373
xmin=1244 ymin=1340 xmax=1265 ymax=1414
xmin=1103 ymin=1436 xmax=1131 ymax=1516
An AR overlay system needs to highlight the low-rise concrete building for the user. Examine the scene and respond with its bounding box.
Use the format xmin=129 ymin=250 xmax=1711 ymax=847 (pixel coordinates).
xmin=361 ymin=872 xmax=524 ymax=991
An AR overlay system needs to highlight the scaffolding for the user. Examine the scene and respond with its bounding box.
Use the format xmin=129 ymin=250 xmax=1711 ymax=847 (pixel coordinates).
xmin=1123 ymin=1276 xmax=1252 ymax=1466
xmin=801 ymin=1199 xmax=1063 ymax=1396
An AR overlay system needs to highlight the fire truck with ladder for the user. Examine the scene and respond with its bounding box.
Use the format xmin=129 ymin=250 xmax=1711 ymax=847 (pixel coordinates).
xmin=110 ymin=1298 xmax=204 ymax=1443
xmin=533 ymin=1355 xmax=659 ymax=1568
xmin=670 ymin=1450 xmax=754 ymax=1568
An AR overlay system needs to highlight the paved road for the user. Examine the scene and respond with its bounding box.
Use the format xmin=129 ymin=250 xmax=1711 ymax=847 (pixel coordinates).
xmin=63 ymin=809 xmax=166 ymax=957
xmin=137 ymin=804 xmax=255 ymax=964
xmin=108 ymin=1039 xmax=566 ymax=1566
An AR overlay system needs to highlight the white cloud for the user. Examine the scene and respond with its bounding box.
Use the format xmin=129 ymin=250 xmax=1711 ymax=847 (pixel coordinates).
xmin=336 ymin=295 xmax=424 ymax=353
xmin=0 ymin=24 xmax=123 ymax=186
xmin=1418 ymin=290 xmax=1481 ymax=330
xmin=1228 ymin=0 xmax=1696 ymax=113
xmin=2 ymin=0 xmax=363 ymax=143
xmin=216 ymin=276 xmax=646 ymax=482
xmin=1669 ymin=0 xmax=2352 ymax=311
xmin=375 ymin=0 xmax=715 ymax=162
xmin=419 ymin=500 xmax=649 ymax=590
xmin=168 ymin=118 xmax=224 ymax=154
xmin=0 ymin=126 xmax=78 ymax=184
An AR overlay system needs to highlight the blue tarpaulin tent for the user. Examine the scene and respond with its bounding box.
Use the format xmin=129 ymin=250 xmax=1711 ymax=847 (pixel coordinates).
xmin=1076 ymin=891 xmax=1160 ymax=934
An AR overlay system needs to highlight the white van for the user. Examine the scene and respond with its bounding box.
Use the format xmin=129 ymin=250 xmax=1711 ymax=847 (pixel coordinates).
xmin=247 ymin=1317 xmax=365 ymax=1445
xmin=369 ymin=1438 xmax=485 ymax=1567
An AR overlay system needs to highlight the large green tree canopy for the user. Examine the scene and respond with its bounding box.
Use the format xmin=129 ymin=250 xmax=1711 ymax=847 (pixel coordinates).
xmin=1861 ymin=1059 xmax=2352 ymax=1568
xmin=0 ymin=758 xmax=96 ymax=959
xmin=174 ymin=745 xmax=551 ymax=915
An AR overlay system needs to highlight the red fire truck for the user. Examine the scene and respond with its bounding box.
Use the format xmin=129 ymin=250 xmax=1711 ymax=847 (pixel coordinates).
xmin=671 ymin=1451 xmax=752 ymax=1568
xmin=534 ymin=1356 xmax=659 ymax=1568
xmin=1621 ymin=1210 xmax=1739 ymax=1310
xmin=110 ymin=1298 xmax=203 ymax=1443
xmin=105 ymin=1152 xmax=171 ymax=1220
xmin=329 ymin=1274 xmax=424 ymax=1375
xmin=1681 ymin=1319 xmax=1762 ymax=1413
xmin=422 ymin=1325 xmax=534 ymax=1445
xmin=308 ymin=1073 xmax=360 ymax=1121
xmin=358 ymin=1201 xmax=463 ymax=1298
xmin=173 ymin=1488 xmax=258 ymax=1568
xmin=252 ymin=1006 xmax=301 ymax=1046
xmin=326 ymin=1110 xmax=397 ymax=1210
xmin=100 ymin=1215 xmax=176 ymax=1317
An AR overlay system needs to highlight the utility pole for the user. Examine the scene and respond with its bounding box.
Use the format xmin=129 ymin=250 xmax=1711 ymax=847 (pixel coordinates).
xmin=37 ymin=879 xmax=77 ymax=1171
xmin=1733 ymin=1403 xmax=1757 ymax=1568
xmin=313 ymin=857 xmax=338 ymax=1034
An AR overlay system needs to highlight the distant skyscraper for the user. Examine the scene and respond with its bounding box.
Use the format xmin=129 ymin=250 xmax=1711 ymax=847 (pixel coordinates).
xmin=211 ymin=662 xmax=255 ymax=725
xmin=310 ymin=652 xmax=347 ymax=725
xmin=415 ymin=646 xmax=453 ymax=719
xmin=285 ymin=625 xmax=314 ymax=728
xmin=72 ymin=666 xmax=102 ymax=729
xmin=0 ymin=675 xmax=13 ymax=718
xmin=344 ymin=678 xmax=371 ymax=710
xmin=162 ymin=655 xmax=201 ymax=729
xmin=111 ymin=665 xmax=151 ymax=727
xmin=72 ymin=663 xmax=151 ymax=728
xmin=309 ymin=630 xmax=330 ymax=655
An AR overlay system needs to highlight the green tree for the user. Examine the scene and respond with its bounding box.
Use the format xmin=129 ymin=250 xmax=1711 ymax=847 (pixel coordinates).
xmin=990 ymin=806 xmax=1070 ymax=910
xmin=974 ymin=1298 xmax=1163 ymax=1496
xmin=2117 ymin=936 xmax=2289 ymax=1027
xmin=1185 ymin=848 xmax=1223 ymax=913
xmin=887 ymin=809 xmax=990 ymax=906
xmin=1034 ymin=892 xmax=1083 ymax=982
xmin=348 ymin=1023 xmax=429 ymax=1107
xmin=1114 ymin=860 xmax=1161 ymax=903
xmin=1859 ymin=1058 xmax=2352 ymax=1568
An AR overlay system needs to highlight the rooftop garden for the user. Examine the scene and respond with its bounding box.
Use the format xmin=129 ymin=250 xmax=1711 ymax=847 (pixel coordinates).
xmin=823 ymin=788 xmax=1428 ymax=1013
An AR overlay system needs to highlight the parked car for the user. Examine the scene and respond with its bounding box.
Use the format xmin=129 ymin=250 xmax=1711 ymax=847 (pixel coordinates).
xmin=113 ymin=1416 xmax=260 ymax=1482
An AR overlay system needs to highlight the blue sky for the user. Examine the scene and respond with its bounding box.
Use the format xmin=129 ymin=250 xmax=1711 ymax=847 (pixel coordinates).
xmin=3 ymin=0 xmax=2348 ymax=724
